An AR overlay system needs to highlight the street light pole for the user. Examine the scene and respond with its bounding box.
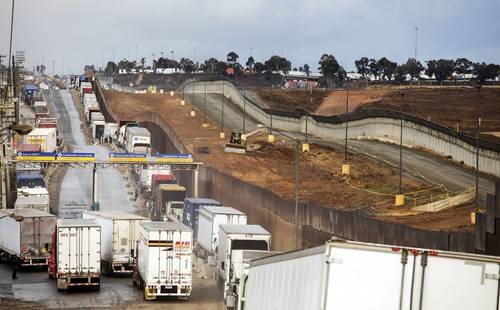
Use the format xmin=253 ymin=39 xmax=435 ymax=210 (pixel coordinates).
xmin=414 ymin=27 xmax=418 ymax=61
xmin=399 ymin=93 xmax=405 ymax=194
xmin=243 ymin=88 xmax=246 ymax=132
xmin=294 ymin=139 xmax=300 ymax=249
xmin=475 ymin=85 xmax=481 ymax=208
xmin=344 ymin=81 xmax=349 ymax=162
xmin=203 ymin=81 xmax=207 ymax=125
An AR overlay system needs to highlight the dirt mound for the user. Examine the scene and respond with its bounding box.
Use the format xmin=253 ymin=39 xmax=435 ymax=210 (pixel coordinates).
xmin=255 ymin=89 xmax=331 ymax=112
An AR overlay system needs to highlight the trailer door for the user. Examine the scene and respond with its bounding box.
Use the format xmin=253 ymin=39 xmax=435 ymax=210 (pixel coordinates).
xmin=324 ymin=246 xmax=415 ymax=310
xmin=412 ymin=253 xmax=500 ymax=310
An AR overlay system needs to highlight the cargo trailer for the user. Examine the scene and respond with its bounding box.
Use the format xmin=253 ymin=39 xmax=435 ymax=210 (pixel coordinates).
xmin=182 ymin=198 xmax=222 ymax=240
xmin=197 ymin=206 xmax=246 ymax=258
xmin=14 ymin=195 xmax=50 ymax=213
xmin=217 ymin=224 xmax=271 ymax=300
xmin=16 ymin=173 xmax=49 ymax=198
xmin=125 ymin=127 xmax=151 ymax=154
xmin=140 ymin=167 xmax=174 ymax=189
xmin=49 ymin=219 xmax=101 ymax=290
xmin=24 ymin=127 xmax=57 ymax=152
xmin=103 ymin=123 xmax=118 ymax=143
xmin=33 ymin=101 xmax=48 ymax=114
xmin=0 ymin=209 xmax=56 ymax=267
xmin=117 ymin=121 xmax=138 ymax=146
xmin=133 ymin=222 xmax=192 ymax=300
xmin=86 ymin=107 xmax=100 ymax=124
xmin=82 ymin=211 xmax=148 ymax=274
xmin=242 ymin=239 xmax=500 ymax=310
xmin=153 ymin=184 xmax=186 ymax=221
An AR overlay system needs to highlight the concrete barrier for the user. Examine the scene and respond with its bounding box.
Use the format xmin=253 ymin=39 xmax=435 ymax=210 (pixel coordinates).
xmin=184 ymin=81 xmax=500 ymax=177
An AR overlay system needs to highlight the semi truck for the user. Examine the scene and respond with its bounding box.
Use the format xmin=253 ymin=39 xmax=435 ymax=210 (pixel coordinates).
xmin=125 ymin=127 xmax=151 ymax=154
xmin=182 ymin=198 xmax=222 ymax=240
xmin=0 ymin=209 xmax=56 ymax=267
xmin=153 ymin=184 xmax=186 ymax=221
xmin=82 ymin=211 xmax=148 ymax=275
xmin=217 ymin=224 xmax=271 ymax=300
xmin=133 ymin=222 xmax=192 ymax=301
xmin=197 ymin=206 xmax=246 ymax=259
xmin=140 ymin=166 xmax=174 ymax=189
xmin=16 ymin=173 xmax=49 ymax=198
xmin=24 ymin=127 xmax=57 ymax=152
xmin=241 ymin=239 xmax=500 ymax=310
xmin=49 ymin=219 xmax=101 ymax=290
xmin=91 ymin=114 xmax=106 ymax=141
xmin=117 ymin=121 xmax=138 ymax=147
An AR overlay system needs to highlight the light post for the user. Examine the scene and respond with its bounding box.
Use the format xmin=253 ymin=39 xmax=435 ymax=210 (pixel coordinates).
xmin=220 ymin=82 xmax=225 ymax=139
xmin=395 ymin=93 xmax=405 ymax=207
xmin=203 ymin=81 xmax=208 ymax=127
xmin=475 ymin=85 xmax=481 ymax=209
xmin=242 ymin=88 xmax=246 ymax=132
xmin=170 ymin=51 xmax=174 ymax=61
xmin=190 ymin=78 xmax=196 ymax=117
xmin=344 ymin=79 xmax=349 ymax=162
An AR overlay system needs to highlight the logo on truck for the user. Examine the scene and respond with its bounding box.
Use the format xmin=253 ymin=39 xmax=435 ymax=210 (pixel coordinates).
xmin=175 ymin=241 xmax=191 ymax=250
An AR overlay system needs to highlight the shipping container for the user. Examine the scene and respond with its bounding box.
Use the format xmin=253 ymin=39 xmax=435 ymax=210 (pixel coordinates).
xmin=82 ymin=211 xmax=148 ymax=274
xmin=197 ymin=206 xmax=246 ymax=257
xmin=0 ymin=209 xmax=56 ymax=266
xmin=24 ymin=127 xmax=57 ymax=152
xmin=14 ymin=195 xmax=50 ymax=213
xmin=50 ymin=219 xmax=101 ymax=290
xmin=17 ymin=143 xmax=41 ymax=153
xmin=133 ymin=222 xmax=192 ymax=300
xmin=217 ymin=224 xmax=271 ymax=300
xmin=242 ymin=239 xmax=500 ymax=310
xmin=182 ymin=198 xmax=222 ymax=239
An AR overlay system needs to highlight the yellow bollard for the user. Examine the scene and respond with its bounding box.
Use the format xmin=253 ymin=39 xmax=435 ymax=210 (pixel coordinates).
xmin=342 ymin=164 xmax=350 ymax=176
xmin=170 ymin=91 xmax=175 ymax=96
xmin=190 ymin=110 xmax=196 ymax=117
xmin=395 ymin=194 xmax=405 ymax=207
xmin=202 ymin=123 xmax=210 ymax=128
xmin=220 ymin=132 xmax=226 ymax=139
xmin=302 ymin=143 xmax=310 ymax=152
xmin=180 ymin=100 xmax=185 ymax=106
xmin=160 ymin=89 xmax=164 ymax=94
xmin=268 ymin=134 xmax=275 ymax=143
xmin=241 ymin=134 xmax=247 ymax=141
xmin=470 ymin=212 xmax=476 ymax=225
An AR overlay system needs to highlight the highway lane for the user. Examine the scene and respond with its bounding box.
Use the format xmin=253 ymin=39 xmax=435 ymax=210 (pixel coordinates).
xmin=192 ymin=92 xmax=496 ymax=199
xmin=44 ymin=89 xmax=135 ymax=214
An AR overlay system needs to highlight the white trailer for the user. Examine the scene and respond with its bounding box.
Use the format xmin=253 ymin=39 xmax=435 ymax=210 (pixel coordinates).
xmin=139 ymin=166 xmax=173 ymax=188
xmin=54 ymin=219 xmax=101 ymax=290
xmin=82 ymin=211 xmax=148 ymax=274
xmin=197 ymin=206 xmax=247 ymax=258
xmin=103 ymin=122 xmax=118 ymax=143
xmin=242 ymin=239 xmax=500 ymax=310
xmin=0 ymin=209 xmax=56 ymax=266
xmin=125 ymin=127 xmax=151 ymax=154
xmin=14 ymin=195 xmax=50 ymax=213
xmin=24 ymin=127 xmax=57 ymax=152
xmin=133 ymin=222 xmax=192 ymax=301
xmin=217 ymin=224 xmax=271 ymax=300
xmin=91 ymin=115 xmax=106 ymax=141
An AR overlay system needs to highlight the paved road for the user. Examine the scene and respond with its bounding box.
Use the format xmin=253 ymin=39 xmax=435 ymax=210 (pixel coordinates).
xmin=193 ymin=92 xmax=496 ymax=198
xmin=44 ymin=89 xmax=135 ymax=214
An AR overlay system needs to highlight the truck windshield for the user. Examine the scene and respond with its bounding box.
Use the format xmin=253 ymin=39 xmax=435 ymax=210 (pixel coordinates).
xmin=231 ymin=240 xmax=269 ymax=251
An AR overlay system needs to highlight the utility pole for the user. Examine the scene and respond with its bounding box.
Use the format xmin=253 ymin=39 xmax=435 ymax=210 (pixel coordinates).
xmin=294 ymin=139 xmax=300 ymax=249
xmin=475 ymin=85 xmax=481 ymax=209
xmin=344 ymin=80 xmax=349 ymax=162
xmin=52 ymin=60 xmax=55 ymax=76
xmin=170 ymin=51 xmax=174 ymax=61
xmin=0 ymin=55 xmax=5 ymax=85
xmin=242 ymin=88 xmax=246 ymax=132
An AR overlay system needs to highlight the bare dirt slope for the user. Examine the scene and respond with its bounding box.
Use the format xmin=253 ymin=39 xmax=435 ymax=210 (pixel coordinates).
xmin=103 ymin=90 xmax=473 ymax=231
xmin=315 ymin=89 xmax=388 ymax=115
xmin=255 ymin=89 xmax=331 ymax=112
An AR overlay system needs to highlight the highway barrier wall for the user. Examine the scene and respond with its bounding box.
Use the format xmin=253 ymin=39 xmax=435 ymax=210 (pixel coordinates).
xmin=183 ymin=81 xmax=500 ymax=177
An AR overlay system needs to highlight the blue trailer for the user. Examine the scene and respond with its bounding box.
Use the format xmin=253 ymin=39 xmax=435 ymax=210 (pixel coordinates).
xmin=182 ymin=198 xmax=222 ymax=240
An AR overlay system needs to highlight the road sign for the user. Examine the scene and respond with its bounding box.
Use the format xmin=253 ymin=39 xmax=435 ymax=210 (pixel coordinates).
xmin=109 ymin=152 xmax=147 ymax=162
xmin=56 ymin=152 xmax=96 ymax=162
xmin=155 ymin=154 xmax=193 ymax=163
xmin=16 ymin=152 xmax=56 ymax=161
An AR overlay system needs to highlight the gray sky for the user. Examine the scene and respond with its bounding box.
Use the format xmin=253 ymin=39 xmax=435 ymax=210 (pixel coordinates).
xmin=1 ymin=0 xmax=499 ymax=74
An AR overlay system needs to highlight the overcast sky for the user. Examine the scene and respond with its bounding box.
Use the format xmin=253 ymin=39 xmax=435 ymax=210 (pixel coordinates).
xmin=1 ymin=0 xmax=499 ymax=74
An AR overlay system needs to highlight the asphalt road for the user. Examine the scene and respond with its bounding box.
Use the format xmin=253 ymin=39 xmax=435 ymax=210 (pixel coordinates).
xmin=192 ymin=92 xmax=497 ymax=199
xmin=44 ymin=89 xmax=135 ymax=214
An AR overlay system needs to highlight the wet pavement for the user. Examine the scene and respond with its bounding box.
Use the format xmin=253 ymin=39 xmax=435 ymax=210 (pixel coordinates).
xmin=43 ymin=89 xmax=135 ymax=214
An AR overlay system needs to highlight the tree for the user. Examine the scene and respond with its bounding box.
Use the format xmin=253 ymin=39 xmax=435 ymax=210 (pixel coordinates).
xmin=105 ymin=61 xmax=117 ymax=75
xmin=426 ymin=59 xmax=454 ymax=82
xmin=354 ymin=57 xmax=370 ymax=79
xmin=180 ymin=57 xmax=195 ymax=73
xmin=368 ymin=58 xmax=381 ymax=80
xmin=40 ymin=64 xmax=46 ymax=75
xmin=264 ymin=55 xmax=291 ymax=74
xmin=473 ymin=62 xmax=500 ymax=83
xmin=454 ymin=58 xmax=473 ymax=77
xmin=245 ymin=56 xmax=255 ymax=72
xmin=227 ymin=51 xmax=239 ymax=64
xmin=405 ymin=58 xmax=423 ymax=80
xmin=303 ymin=64 xmax=310 ymax=76
xmin=254 ymin=62 xmax=266 ymax=73
xmin=394 ymin=64 xmax=408 ymax=83
xmin=318 ymin=54 xmax=344 ymax=88
xmin=117 ymin=59 xmax=135 ymax=73
xmin=377 ymin=57 xmax=397 ymax=80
